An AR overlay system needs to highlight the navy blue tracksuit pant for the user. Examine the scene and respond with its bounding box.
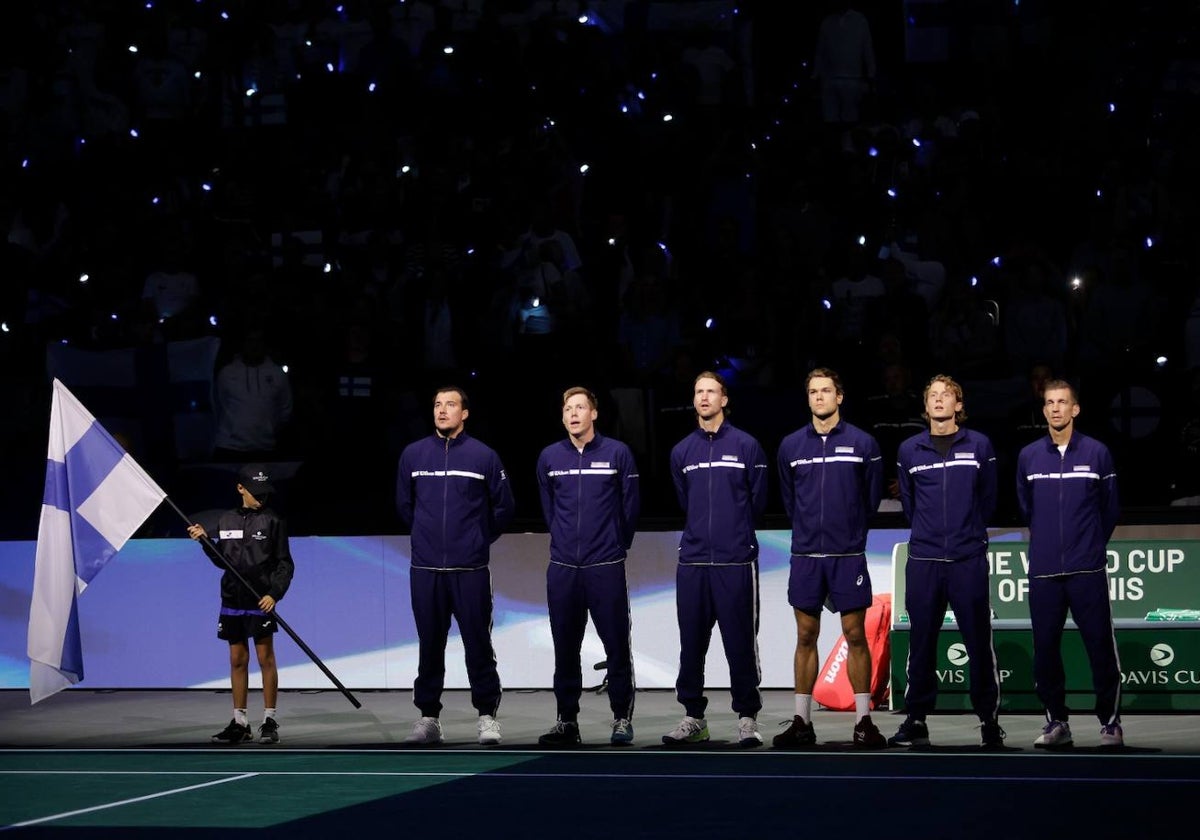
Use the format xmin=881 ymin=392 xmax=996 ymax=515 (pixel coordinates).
xmin=675 ymin=563 xmax=762 ymax=719
xmin=548 ymin=560 xmax=635 ymax=721
xmin=1029 ymin=569 xmax=1121 ymax=725
xmin=410 ymin=567 xmax=502 ymax=718
xmin=904 ymin=554 xmax=1001 ymax=721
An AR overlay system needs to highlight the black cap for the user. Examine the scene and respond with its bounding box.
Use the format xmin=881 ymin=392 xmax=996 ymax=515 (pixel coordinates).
xmin=237 ymin=464 xmax=275 ymax=497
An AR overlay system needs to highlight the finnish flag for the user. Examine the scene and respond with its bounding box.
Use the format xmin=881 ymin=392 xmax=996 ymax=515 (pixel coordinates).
xmin=27 ymin=380 xmax=166 ymax=704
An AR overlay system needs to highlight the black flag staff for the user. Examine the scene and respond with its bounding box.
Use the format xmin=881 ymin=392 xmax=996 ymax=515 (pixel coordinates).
xmin=164 ymin=497 xmax=362 ymax=709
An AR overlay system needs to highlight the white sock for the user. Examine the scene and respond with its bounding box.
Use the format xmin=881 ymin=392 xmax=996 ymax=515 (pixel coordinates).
xmin=234 ymin=708 xmax=248 ymax=726
xmin=795 ymin=694 xmax=813 ymax=723
xmin=854 ymin=693 xmax=871 ymax=722
xmin=264 ymin=708 xmax=277 ymax=722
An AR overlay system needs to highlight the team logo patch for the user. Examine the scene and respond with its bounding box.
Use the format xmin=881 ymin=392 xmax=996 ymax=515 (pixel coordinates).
xmin=953 ymin=452 xmax=975 ymax=459
xmin=592 ymin=461 xmax=611 ymax=468
xmin=855 ymin=574 xmax=864 ymax=586
xmin=836 ymin=446 xmax=855 ymax=454
xmin=252 ymin=530 xmax=267 ymax=541
xmin=721 ymin=455 xmax=739 ymax=461
xmin=1073 ymin=465 xmax=1092 ymax=472
xmin=219 ymin=530 xmax=243 ymax=539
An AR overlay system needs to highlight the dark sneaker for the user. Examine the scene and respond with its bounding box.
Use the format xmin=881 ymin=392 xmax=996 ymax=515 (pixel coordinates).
xmin=772 ymin=716 xmax=817 ymax=749
xmin=887 ymin=717 xmax=930 ymax=747
xmin=980 ymin=720 xmax=1005 ymax=749
xmin=853 ymin=715 xmax=887 ymax=750
xmin=258 ymin=718 xmax=279 ymax=744
xmin=538 ymin=720 xmax=582 ymax=747
xmin=212 ymin=719 xmax=252 ymax=744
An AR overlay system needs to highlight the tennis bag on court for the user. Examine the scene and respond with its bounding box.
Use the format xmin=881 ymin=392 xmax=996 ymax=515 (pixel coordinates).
xmin=812 ymin=594 xmax=891 ymax=711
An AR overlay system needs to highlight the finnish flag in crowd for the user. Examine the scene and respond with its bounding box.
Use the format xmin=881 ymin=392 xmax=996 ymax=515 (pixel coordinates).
xmin=27 ymin=380 xmax=166 ymax=704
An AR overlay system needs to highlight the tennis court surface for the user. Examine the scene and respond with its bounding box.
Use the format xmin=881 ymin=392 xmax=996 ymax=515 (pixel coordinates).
xmin=3 ymin=689 xmax=1197 ymax=837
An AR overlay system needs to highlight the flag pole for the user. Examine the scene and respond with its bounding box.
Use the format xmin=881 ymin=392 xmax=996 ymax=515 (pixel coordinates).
xmin=163 ymin=497 xmax=362 ymax=710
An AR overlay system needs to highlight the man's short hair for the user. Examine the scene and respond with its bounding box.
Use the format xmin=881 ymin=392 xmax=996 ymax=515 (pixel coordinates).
xmin=922 ymin=374 xmax=967 ymax=423
xmin=693 ymin=370 xmax=728 ymax=397
xmin=1041 ymin=379 xmax=1079 ymax=403
xmin=805 ymin=367 xmax=844 ymax=395
xmin=433 ymin=386 xmax=469 ymax=409
xmin=562 ymin=386 xmax=598 ymax=410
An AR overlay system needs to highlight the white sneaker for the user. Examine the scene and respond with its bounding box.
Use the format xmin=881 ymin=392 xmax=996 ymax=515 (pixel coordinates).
xmin=1100 ymin=723 xmax=1124 ymax=748
xmin=478 ymin=715 xmax=502 ymax=745
xmin=1033 ymin=720 xmax=1072 ymax=749
xmin=405 ymin=716 xmax=443 ymax=745
xmin=736 ymin=716 xmax=763 ymax=747
xmin=662 ymin=715 xmax=710 ymax=744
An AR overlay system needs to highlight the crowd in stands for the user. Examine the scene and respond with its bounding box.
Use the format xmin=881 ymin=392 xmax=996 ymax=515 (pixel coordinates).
xmin=3 ymin=0 xmax=1200 ymax=536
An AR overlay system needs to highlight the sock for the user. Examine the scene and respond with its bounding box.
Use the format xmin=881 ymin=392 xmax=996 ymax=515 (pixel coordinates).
xmin=854 ymin=693 xmax=871 ymax=722
xmin=234 ymin=708 xmax=248 ymax=726
xmin=795 ymin=694 xmax=813 ymax=723
xmin=264 ymin=708 xmax=276 ymax=722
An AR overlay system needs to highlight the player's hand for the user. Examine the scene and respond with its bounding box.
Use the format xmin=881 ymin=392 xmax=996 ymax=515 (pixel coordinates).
xmin=259 ymin=595 xmax=277 ymax=613
xmin=187 ymin=524 xmax=207 ymax=540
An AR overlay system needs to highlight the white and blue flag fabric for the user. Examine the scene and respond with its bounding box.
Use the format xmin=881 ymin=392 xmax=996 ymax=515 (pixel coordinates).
xmin=27 ymin=379 xmax=166 ymax=704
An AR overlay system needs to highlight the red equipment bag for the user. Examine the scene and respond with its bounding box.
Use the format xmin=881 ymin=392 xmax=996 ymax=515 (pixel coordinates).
xmin=812 ymin=594 xmax=892 ymax=711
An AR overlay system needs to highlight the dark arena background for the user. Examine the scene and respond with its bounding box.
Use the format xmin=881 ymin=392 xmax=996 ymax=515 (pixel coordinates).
xmin=1 ymin=1 xmax=1199 ymax=835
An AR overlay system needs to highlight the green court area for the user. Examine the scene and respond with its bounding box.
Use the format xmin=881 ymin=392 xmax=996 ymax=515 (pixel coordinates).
xmin=3 ymin=750 xmax=1197 ymax=836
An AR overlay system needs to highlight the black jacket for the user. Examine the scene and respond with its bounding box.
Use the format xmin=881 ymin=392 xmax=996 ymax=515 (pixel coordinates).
xmin=202 ymin=506 xmax=294 ymax=608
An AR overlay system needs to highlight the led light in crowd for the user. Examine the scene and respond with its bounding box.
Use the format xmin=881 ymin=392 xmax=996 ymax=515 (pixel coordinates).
xmin=868 ymin=146 xmax=878 ymax=157
xmin=324 ymin=262 xmax=333 ymax=273
xmin=282 ymin=365 xmax=289 ymax=374
xmin=79 ymin=274 xmax=89 ymax=284
xmin=857 ymin=235 xmax=867 ymax=246
xmin=130 ymin=128 xmax=139 ymax=138
xmin=705 ymin=318 xmax=715 ymax=329
xmin=1070 ymin=276 xmax=1083 ymax=290
xmin=970 ymin=276 xmax=979 ymax=287
xmin=368 ymin=82 xmax=377 ymax=92
xmin=579 ymin=163 xmax=590 ymax=174
xmin=209 ymin=315 xmax=218 ymax=327
xmin=1156 ymin=356 xmax=1168 ymax=367
xmin=443 ymin=46 xmax=454 ymax=55
xmin=128 ymin=45 xmax=139 ymax=53
xmin=201 ymin=182 xmax=212 ymax=191
xmin=991 ymin=256 xmax=1001 ymax=266
xmin=1145 ymin=236 xmax=1154 ymax=249
xmin=822 ymin=298 xmax=832 ymax=310
xmin=1 ymin=323 xmax=8 ymax=333
xmin=662 ymin=113 xmax=673 ymax=122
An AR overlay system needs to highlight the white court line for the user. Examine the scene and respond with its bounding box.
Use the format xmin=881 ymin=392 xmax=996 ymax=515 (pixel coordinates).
xmin=3 ymin=772 xmax=256 ymax=829
xmin=0 ymin=770 xmax=1195 ymax=785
